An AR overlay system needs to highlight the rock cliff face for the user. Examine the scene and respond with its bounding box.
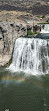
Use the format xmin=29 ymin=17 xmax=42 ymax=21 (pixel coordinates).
xmin=0 ymin=21 xmax=27 ymax=66
xmin=0 ymin=0 xmax=49 ymax=15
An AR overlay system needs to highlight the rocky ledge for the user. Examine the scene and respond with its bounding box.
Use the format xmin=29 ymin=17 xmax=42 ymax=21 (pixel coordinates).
xmin=0 ymin=21 xmax=27 ymax=66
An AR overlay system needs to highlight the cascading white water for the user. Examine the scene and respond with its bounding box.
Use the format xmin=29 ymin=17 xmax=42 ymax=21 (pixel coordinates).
xmin=9 ymin=37 xmax=49 ymax=75
xmin=40 ymin=24 xmax=49 ymax=33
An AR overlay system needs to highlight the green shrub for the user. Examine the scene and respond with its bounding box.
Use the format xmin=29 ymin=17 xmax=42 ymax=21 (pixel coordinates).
xmin=27 ymin=30 xmax=33 ymax=35
xmin=4 ymin=57 xmax=12 ymax=67
xmin=42 ymin=15 xmax=45 ymax=19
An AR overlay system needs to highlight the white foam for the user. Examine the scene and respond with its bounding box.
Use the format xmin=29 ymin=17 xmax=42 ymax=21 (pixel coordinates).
xmin=9 ymin=37 xmax=49 ymax=75
xmin=40 ymin=24 xmax=49 ymax=33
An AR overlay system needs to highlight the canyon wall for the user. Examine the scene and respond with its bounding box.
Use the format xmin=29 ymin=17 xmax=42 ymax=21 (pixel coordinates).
xmin=0 ymin=21 xmax=27 ymax=66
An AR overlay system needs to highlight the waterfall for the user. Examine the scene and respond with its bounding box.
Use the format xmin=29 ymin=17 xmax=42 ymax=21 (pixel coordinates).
xmin=9 ymin=37 xmax=49 ymax=75
xmin=40 ymin=24 xmax=49 ymax=33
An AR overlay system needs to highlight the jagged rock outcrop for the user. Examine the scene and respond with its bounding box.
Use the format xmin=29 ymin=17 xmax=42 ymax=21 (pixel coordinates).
xmin=0 ymin=21 xmax=27 ymax=66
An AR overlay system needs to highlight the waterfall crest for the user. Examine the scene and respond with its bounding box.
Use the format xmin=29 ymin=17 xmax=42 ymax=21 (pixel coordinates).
xmin=9 ymin=37 xmax=49 ymax=75
xmin=40 ymin=24 xmax=49 ymax=33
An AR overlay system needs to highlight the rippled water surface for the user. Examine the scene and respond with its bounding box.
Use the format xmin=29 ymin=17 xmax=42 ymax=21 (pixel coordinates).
xmin=0 ymin=67 xmax=49 ymax=111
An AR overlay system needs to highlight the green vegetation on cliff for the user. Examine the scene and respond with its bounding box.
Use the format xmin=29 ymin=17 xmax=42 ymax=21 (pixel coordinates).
xmin=27 ymin=30 xmax=38 ymax=37
xmin=4 ymin=57 xmax=12 ymax=67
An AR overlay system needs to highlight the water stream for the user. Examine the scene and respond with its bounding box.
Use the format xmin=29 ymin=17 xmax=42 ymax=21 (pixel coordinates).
xmin=9 ymin=37 xmax=49 ymax=75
